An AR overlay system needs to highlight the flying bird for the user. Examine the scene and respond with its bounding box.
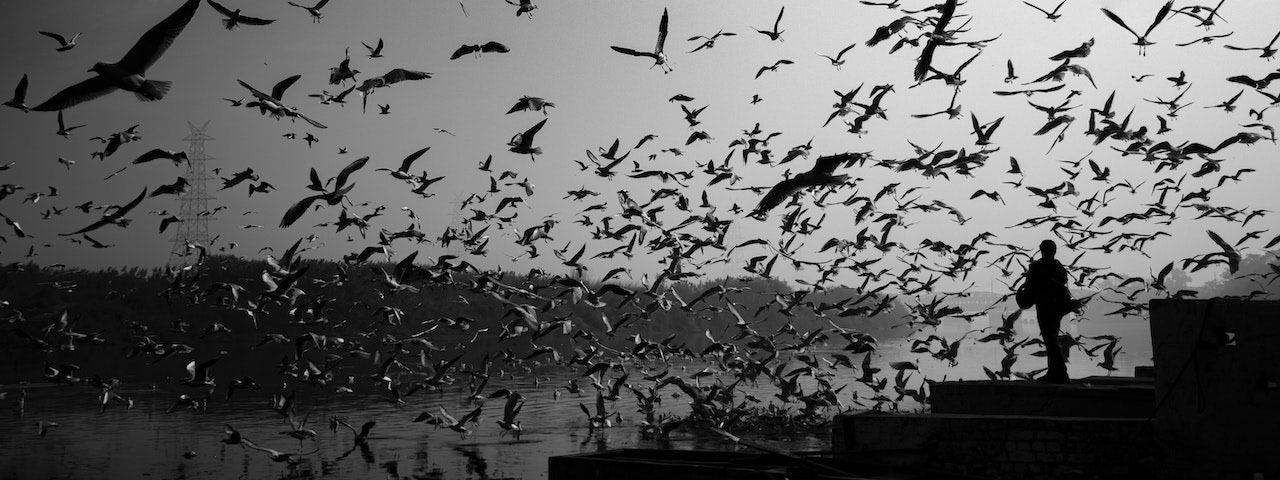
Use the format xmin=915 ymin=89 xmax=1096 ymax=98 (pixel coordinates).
xmin=32 ymin=0 xmax=200 ymax=111
xmin=751 ymin=153 xmax=854 ymax=217
xmin=817 ymin=43 xmax=856 ymax=69
xmin=55 ymin=111 xmax=85 ymax=137
xmin=753 ymin=7 xmax=785 ymax=42
xmin=505 ymin=0 xmax=537 ymax=18
xmin=206 ymin=0 xmax=276 ymax=30
xmin=1099 ymin=1 xmax=1174 ymax=56
xmin=362 ymin=38 xmax=385 ymax=58
xmin=38 ymin=31 xmax=81 ymax=52
xmin=508 ymin=119 xmax=547 ymax=160
xmin=60 ymin=188 xmax=147 ymax=236
xmin=507 ymin=96 xmax=555 ymax=115
xmin=610 ymin=8 xmax=671 ymax=73
xmin=288 ymin=0 xmax=329 ymax=22
xmin=451 ymin=42 xmax=510 ymax=60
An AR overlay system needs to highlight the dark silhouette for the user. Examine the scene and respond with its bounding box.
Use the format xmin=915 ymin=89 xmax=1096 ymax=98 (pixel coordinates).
xmin=1024 ymin=239 xmax=1074 ymax=383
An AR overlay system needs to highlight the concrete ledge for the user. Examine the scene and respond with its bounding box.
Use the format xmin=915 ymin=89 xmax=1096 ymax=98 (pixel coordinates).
xmin=834 ymin=411 xmax=1165 ymax=479
xmin=929 ymin=376 xmax=1154 ymax=418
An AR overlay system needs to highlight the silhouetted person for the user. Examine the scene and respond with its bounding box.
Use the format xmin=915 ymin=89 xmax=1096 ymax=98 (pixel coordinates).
xmin=1025 ymin=239 xmax=1073 ymax=383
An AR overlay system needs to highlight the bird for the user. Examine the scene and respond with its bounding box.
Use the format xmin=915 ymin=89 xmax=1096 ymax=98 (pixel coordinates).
xmin=55 ymin=111 xmax=85 ymax=137
xmin=32 ymin=0 xmax=200 ymax=111
xmin=755 ymin=59 xmax=794 ymax=79
xmin=206 ymin=0 xmax=275 ymax=30
xmin=39 ymin=31 xmax=81 ymax=52
xmin=1100 ymin=1 xmax=1174 ymax=56
xmin=1225 ymin=29 xmax=1280 ymax=60
xmin=508 ymin=118 xmax=547 ymax=160
xmin=239 ymin=74 xmax=327 ymax=129
xmin=330 ymin=417 xmax=377 ymax=444
xmin=3 ymin=74 xmax=28 ymax=112
xmin=610 ymin=9 xmax=671 ymax=73
xmin=752 ymin=153 xmax=854 ymax=217
xmin=688 ymin=29 xmax=736 ymax=53
xmin=507 ymin=96 xmax=555 ymax=115
xmin=60 ymin=188 xmax=146 ymax=236
xmin=376 ymin=146 xmax=430 ymax=181
xmin=287 ymin=0 xmax=329 ymax=23
xmin=496 ymin=392 xmax=525 ymax=439
xmin=753 ymin=7 xmax=785 ymax=42
xmin=362 ymin=38 xmax=384 ymax=58
xmin=1023 ymin=0 xmax=1067 ymax=21
xmin=451 ymin=42 xmax=510 ymax=60
xmin=280 ymin=156 xmax=367 ymax=228
xmin=132 ymin=148 xmax=188 ymax=167
xmin=817 ymin=43 xmax=856 ymax=69
xmin=182 ymin=357 xmax=219 ymax=387
xmin=505 ymin=0 xmax=537 ymax=18
xmin=36 ymin=421 xmax=60 ymax=438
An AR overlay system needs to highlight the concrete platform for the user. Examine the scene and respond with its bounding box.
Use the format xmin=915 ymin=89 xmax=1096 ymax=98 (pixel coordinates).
xmin=929 ymin=376 xmax=1154 ymax=418
xmin=833 ymin=411 xmax=1164 ymax=480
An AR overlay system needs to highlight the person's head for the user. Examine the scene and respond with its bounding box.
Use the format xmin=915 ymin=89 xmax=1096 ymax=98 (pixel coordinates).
xmin=1039 ymin=239 xmax=1057 ymax=258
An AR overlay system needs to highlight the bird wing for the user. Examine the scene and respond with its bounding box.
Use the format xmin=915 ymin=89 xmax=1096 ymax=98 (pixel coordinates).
xmin=237 ymin=80 xmax=276 ymax=102
xmin=333 ymin=156 xmax=369 ymax=190
xmin=753 ymin=178 xmax=802 ymax=215
xmin=206 ymin=0 xmax=234 ymax=17
xmin=118 ymin=0 xmax=200 ymax=73
xmin=38 ymin=31 xmax=69 ymax=46
xmin=655 ymin=9 xmax=669 ymax=54
xmin=774 ymin=6 xmax=785 ymax=31
xmin=382 ymin=68 xmax=431 ymax=84
xmin=521 ymin=119 xmax=547 ymax=145
xmin=399 ymin=146 xmax=430 ymax=172
xmin=32 ymin=76 xmax=117 ymax=111
xmin=1023 ymin=1 xmax=1050 ymax=16
xmin=1099 ymin=8 xmax=1141 ymax=40
xmin=451 ymin=45 xmax=477 ymax=60
xmin=480 ymin=41 xmax=510 ymax=53
xmin=611 ymin=46 xmax=655 ymax=59
xmin=315 ymin=0 xmax=330 ymax=10
xmin=507 ymin=97 xmax=530 ymax=114
xmin=12 ymin=74 xmax=28 ymax=102
xmin=111 ymin=188 xmax=148 ymax=219
xmin=1143 ymin=1 xmax=1174 ymax=38
xmin=270 ymin=74 xmax=302 ymax=101
xmin=279 ymin=194 xmax=322 ymax=228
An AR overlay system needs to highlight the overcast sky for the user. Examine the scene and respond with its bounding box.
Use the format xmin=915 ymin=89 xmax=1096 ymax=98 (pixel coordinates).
xmin=1 ymin=0 xmax=1276 ymax=292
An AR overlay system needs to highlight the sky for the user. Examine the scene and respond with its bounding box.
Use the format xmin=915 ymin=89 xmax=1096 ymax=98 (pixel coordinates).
xmin=0 ymin=0 xmax=1277 ymax=294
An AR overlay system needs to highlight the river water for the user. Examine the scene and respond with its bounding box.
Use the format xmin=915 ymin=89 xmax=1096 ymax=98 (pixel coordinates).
xmin=0 ymin=318 xmax=1150 ymax=480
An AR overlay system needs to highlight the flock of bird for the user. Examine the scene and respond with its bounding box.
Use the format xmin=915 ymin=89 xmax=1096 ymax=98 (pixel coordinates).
xmin=3 ymin=0 xmax=1280 ymax=475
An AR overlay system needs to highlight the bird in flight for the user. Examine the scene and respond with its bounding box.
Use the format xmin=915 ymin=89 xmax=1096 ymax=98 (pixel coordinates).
xmin=450 ymin=42 xmax=510 ymax=60
xmin=753 ymin=7 xmax=785 ymax=42
xmin=33 ymin=0 xmax=200 ymax=111
xmin=206 ymin=0 xmax=276 ymax=30
xmin=288 ymin=0 xmax=329 ymax=23
xmin=509 ymin=119 xmax=547 ymax=160
xmin=60 ymin=188 xmax=147 ymax=236
xmin=611 ymin=9 xmax=671 ymax=73
xmin=38 ymin=31 xmax=81 ymax=52
xmin=752 ymin=153 xmax=855 ymax=217
xmin=1100 ymin=1 xmax=1174 ymax=56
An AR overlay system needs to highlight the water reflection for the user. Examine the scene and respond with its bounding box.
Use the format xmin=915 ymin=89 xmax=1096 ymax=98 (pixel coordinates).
xmin=0 ymin=338 xmax=1145 ymax=479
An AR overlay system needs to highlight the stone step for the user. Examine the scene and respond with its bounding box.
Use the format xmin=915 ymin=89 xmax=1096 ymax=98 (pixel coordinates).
xmin=929 ymin=376 xmax=1154 ymax=418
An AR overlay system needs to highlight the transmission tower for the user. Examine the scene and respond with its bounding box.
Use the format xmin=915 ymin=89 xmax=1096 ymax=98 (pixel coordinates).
xmin=168 ymin=121 xmax=216 ymax=266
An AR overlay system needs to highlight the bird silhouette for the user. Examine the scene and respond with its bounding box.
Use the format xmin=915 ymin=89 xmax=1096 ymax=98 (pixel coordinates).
xmin=611 ymin=9 xmax=671 ymax=73
xmin=33 ymin=0 xmax=199 ymax=111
